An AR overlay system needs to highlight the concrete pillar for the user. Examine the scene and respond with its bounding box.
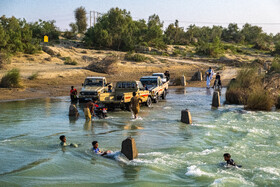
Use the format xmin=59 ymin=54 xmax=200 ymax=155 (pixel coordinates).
xmin=181 ymin=75 xmax=186 ymax=86
xmin=212 ymin=91 xmax=220 ymax=108
xmin=121 ymin=137 xmax=138 ymax=160
xmin=69 ymin=104 xmax=79 ymax=117
xmin=181 ymin=109 xmax=192 ymax=124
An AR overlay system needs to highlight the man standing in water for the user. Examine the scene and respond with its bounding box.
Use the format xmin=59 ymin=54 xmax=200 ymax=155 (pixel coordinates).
xmin=130 ymin=92 xmax=142 ymax=119
xmin=84 ymin=100 xmax=95 ymax=120
xmin=70 ymin=86 xmax=78 ymax=102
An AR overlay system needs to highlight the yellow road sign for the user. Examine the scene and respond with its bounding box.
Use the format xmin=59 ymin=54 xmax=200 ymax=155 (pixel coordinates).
xmin=44 ymin=35 xmax=48 ymax=42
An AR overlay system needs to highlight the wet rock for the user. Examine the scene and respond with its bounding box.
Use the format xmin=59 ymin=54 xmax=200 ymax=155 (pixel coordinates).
xmin=121 ymin=137 xmax=138 ymax=160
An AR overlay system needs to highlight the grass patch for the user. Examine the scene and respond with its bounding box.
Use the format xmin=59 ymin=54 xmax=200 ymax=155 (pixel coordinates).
xmin=64 ymin=57 xmax=78 ymax=65
xmin=0 ymin=68 xmax=21 ymax=88
xmin=28 ymin=72 xmax=39 ymax=80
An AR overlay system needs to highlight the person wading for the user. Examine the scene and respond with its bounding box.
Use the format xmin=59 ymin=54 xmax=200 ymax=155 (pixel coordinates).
xmin=130 ymin=92 xmax=143 ymax=119
xmin=70 ymin=86 xmax=78 ymax=102
xmin=84 ymin=100 xmax=95 ymax=121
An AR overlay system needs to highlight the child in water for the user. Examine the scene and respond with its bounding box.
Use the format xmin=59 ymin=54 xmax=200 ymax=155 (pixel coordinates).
xmin=223 ymin=153 xmax=241 ymax=167
xmin=92 ymin=141 xmax=111 ymax=156
xmin=59 ymin=135 xmax=78 ymax=148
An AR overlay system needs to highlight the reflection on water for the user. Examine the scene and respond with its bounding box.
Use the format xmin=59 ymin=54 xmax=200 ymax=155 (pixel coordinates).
xmin=0 ymin=88 xmax=280 ymax=186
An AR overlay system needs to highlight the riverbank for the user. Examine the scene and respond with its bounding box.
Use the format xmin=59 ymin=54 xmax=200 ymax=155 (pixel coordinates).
xmin=0 ymin=45 xmax=239 ymax=102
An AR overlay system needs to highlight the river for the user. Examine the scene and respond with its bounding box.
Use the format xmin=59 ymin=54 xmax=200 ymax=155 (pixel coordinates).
xmin=0 ymin=87 xmax=279 ymax=186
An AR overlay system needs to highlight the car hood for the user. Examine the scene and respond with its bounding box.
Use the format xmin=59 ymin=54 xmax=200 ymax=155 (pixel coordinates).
xmin=81 ymin=86 xmax=103 ymax=92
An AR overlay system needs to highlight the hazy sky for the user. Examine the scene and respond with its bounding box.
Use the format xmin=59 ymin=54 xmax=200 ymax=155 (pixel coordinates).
xmin=1 ymin=0 xmax=280 ymax=34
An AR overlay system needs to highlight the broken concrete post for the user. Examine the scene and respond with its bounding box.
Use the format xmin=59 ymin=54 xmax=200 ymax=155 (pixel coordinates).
xmin=121 ymin=137 xmax=138 ymax=160
xmin=181 ymin=109 xmax=192 ymax=124
xmin=212 ymin=91 xmax=220 ymax=108
xmin=197 ymin=71 xmax=203 ymax=81
xmin=69 ymin=104 xmax=79 ymax=117
xmin=181 ymin=75 xmax=186 ymax=86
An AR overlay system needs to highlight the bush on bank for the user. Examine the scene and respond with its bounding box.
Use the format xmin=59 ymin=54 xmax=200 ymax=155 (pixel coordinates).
xmin=226 ymin=68 xmax=274 ymax=111
xmin=245 ymin=87 xmax=273 ymax=111
xmin=0 ymin=68 xmax=21 ymax=88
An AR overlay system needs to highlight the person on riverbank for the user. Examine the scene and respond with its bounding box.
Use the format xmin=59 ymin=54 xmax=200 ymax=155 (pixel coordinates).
xmin=92 ymin=141 xmax=111 ymax=156
xmin=84 ymin=100 xmax=95 ymax=120
xmin=223 ymin=153 xmax=241 ymax=167
xmin=130 ymin=92 xmax=142 ymax=119
xmin=213 ymin=72 xmax=222 ymax=88
xmin=70 ymin=86 xmax=78 ymax=102
xmin=164 ymin=71 xmax=170 ymax=82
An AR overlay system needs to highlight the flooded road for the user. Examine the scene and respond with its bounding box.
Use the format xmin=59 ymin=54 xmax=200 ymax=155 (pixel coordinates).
xmin=0 ymin=87 xmax=280 ymax=186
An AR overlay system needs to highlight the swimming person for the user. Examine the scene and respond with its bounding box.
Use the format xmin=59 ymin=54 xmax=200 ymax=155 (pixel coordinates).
xmin=130 ymin=92 xmax=142 ymax=119
xmin=59 ymin=135 xmax=78 ymax=148
xmin=60 ymin=135 xmax=67 ymax=146
xmin=92 ymin=141 xmax=111 ymax=156
xmin=223 ymin=153 xmax=241 ymax=167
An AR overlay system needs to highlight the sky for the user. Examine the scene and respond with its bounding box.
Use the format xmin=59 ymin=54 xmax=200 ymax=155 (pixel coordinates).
xmin=0 ymin=0 xmax=280 ymax=34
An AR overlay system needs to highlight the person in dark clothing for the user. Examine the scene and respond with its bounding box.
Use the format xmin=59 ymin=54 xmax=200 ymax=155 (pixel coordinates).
xmin=213 ymin=72 xmax=222 ymax=88
xmin=223 ymin=153 xmax=241 ymax=167
xmin=70 ymin=86 xmax=78 ymax=102
xmin=164 ymin=71 xmax=170 ymax=81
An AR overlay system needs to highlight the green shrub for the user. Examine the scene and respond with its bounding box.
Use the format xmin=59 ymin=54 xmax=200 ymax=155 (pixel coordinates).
xmin=64 ymin=57 xmax=78 ymax=65
xmin=125 ymin=52 xmax=150 ymax=62
xmin=172 ymin=49 xmax=181 ymax=56
xmin=195 ymin=37 xmax=224 ymax=58
xmin=246 ymin=87 xmax=273 ymax=111
xmin=271 ymin=56 xmax=280 ymax=73
xmin=0 ymin=68 xmax=21 ymax=88
xmin=28 ymin=72 xmax=39 ymax=80
xmin=0 ymin=51 xmax=12 ymax=68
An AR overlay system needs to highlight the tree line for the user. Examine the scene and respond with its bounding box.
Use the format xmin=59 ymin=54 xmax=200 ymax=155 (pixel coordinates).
xmin=82 ymin=7 xmax=280 ymax=57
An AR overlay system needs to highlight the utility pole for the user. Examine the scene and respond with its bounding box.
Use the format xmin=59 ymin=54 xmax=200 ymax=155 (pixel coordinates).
xmin=93 ymin=11 xmax=96 ymax=26
xmin=89 ymin=11 xmax=92 ymax=28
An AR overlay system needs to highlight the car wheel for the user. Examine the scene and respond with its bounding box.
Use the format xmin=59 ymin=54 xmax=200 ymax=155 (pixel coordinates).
xmin=146 ymin=97 xmax=152 ymax=107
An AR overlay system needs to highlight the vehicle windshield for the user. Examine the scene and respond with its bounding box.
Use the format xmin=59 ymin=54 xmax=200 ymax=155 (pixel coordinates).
xmin=140 ymin=79 xmax=158 ymax=86
xmin=152 ymin=74 xmax=163 ymax=78
xmin=84 ymin=79 xmax=103 ymax=86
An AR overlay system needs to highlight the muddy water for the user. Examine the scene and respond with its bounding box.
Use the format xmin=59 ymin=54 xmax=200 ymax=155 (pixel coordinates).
xmin=0 ymin=88 xmax=280 ymax=186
